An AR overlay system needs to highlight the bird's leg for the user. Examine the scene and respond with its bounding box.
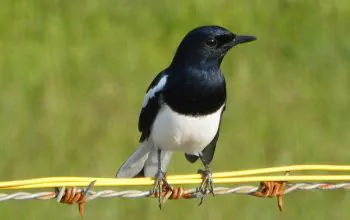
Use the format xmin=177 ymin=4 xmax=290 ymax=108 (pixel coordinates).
xmin=151 ymin=149 xmax=172 ymax=209
xmin=197 ymin=153 xmax=214 ymax=205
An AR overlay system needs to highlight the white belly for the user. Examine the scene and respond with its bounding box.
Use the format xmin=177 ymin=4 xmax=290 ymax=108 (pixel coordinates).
xmin=151 ymin=104 xmax=224 ymax=153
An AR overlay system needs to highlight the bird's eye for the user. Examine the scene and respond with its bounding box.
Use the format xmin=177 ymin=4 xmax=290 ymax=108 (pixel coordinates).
xmin=205 ymin=38 xmax=217 ymax=48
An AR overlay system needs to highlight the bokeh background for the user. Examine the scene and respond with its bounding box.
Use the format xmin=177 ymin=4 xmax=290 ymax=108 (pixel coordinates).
xmin=1 ymin=0 xmax=350 ymax=219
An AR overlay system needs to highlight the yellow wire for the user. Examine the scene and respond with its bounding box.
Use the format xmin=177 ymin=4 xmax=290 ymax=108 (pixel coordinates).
xmin=1 ymin=165 xmax=350 ymax=190
xmin=2 ymin=175 xmax=350 ymax=190
xmin=170 ymin=164 xmax=350 ymax=180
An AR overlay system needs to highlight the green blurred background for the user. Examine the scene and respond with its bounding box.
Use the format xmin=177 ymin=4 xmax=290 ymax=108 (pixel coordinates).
xmin=1 ymin=0 xmax=350 ymax=219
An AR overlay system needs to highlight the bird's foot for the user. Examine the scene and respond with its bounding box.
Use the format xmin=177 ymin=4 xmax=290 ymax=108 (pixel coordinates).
xmin=197 ymin=167 xmax=214 ymax=205
xmin=151 ymin=171 xmax=173 ymax=209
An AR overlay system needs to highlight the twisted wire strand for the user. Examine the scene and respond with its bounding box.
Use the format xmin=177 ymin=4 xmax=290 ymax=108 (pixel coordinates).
xmin=1 ymin=183 xmax=349 ymax=202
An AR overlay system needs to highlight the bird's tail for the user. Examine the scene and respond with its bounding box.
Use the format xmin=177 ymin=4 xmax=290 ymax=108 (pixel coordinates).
xmin=116 ymin=140 xmax=173 ymax=178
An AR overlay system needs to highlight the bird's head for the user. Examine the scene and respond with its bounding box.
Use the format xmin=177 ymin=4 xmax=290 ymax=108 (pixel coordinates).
xmin=170 ymin=25 xmax=256 ymax=69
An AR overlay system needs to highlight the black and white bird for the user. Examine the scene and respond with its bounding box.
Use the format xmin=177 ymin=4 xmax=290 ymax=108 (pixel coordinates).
xmin=116 ymin=25 xmax=256 ymax=204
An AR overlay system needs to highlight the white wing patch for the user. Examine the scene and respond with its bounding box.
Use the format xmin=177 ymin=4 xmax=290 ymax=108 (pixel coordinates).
xmin=142 ymin=75 xmax=168 ymax=108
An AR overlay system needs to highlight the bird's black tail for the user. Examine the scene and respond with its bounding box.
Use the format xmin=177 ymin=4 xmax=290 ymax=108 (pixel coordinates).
xmin=116 ymin=140 xmax=173 ymax=178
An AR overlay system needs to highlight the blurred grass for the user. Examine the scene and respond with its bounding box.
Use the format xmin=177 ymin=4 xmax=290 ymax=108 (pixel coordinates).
xmin=0 ymin=0 xmax=350 ymax=219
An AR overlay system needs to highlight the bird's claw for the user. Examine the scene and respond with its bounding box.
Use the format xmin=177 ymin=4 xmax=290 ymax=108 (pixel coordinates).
xmin=151 ymin=171 xmax=172 ymax=209
xmin=197 ymin=168 xmax=214 ymax=205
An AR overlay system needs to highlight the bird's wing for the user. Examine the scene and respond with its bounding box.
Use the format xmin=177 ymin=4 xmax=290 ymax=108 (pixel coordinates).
xmin=138 ymin=71 xmax=168 ymax=142
xmin=116 ymin=71 xmax=168 ymax=178
xmin=185 ymin=105 xmax=226 ymax=164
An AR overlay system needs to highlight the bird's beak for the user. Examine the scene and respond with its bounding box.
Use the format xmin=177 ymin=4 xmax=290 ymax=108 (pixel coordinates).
xmin=231 ymin=35 xmax=257 ymax=47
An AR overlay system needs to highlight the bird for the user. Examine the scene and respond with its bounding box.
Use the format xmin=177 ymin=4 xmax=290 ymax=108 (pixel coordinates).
xmin=116 ymin=25 xmax=256 ymax=206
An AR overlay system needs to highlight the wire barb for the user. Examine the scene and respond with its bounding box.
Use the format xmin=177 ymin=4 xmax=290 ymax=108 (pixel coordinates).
xmin=149 ymin=182 xmax=196 ymax=207
xmin=55 ymin=180 xmax=96 ymax=217
xmin=251 ymin=171 xmax=289 ymax=211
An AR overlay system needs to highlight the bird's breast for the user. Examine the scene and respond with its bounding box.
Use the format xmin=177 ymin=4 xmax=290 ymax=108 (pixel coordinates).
xmin=151 ymin=104 xmax=224 ymax=153
xmin=164 ymin=70 xmax=226 ymax=116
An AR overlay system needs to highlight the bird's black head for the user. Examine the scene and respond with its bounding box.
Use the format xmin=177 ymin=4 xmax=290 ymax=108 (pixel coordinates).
xmin=170 ymin=25 xmax=256 ymax=69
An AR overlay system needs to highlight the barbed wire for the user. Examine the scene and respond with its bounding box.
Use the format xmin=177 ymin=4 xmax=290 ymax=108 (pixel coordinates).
xmin=1 ymin=164 xmax=350 ymax=216
xmin=1 ymin=182 xmax=349 ymax=202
